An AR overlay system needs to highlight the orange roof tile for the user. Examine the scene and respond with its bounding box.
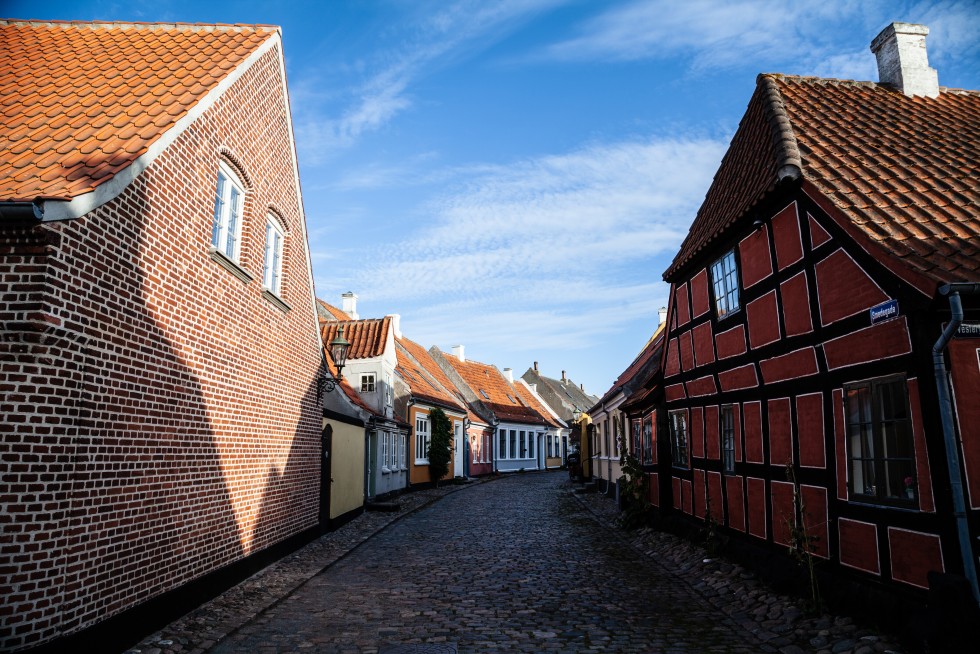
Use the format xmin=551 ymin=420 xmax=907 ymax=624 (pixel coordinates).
xmin=665 ymin=74 xmax=980 ymax=287
xmin=440 ymin=353 xmax=549 ymax=426
xmin=0 ymin=20 xmax=277 ymax=203
xmin=513 ymin=382 xmax=561 ymax=429
xmin=316 ymin=298 xmax=352 ymax=321
xmin=320 ymin=318 xmax=390 ymax=361
xmin=395 ymin=339 xmax=466 ymax=414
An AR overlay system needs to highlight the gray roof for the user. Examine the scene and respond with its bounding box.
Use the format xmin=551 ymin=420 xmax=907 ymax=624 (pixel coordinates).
xmin=521 ymin=368 xmax=598 ymax=422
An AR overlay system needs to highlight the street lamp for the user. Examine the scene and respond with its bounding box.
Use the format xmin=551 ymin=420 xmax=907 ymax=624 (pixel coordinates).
xmin=319 ymin=325 xmax=351 ymax=394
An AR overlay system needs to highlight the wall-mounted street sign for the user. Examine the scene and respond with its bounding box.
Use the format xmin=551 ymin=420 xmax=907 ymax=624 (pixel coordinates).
xmin=954 ymin=322 xmax=980 ymax=338
xmin=870 ymin=299 xmax=899 ymax=325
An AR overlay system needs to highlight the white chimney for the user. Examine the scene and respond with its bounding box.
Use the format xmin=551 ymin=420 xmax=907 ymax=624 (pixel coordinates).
xmin=388 ymin=314 xmax=401 ymax=339
xmin=870 ymin=23 xmax=939 ymax=98
xmin=658 ymin=306 xmax=668 ymax=326
xmin=341 ymin=292 xmax=359 ymax=320
xmin=452 ymin=344 xmax=465 ymax=362
xmin=503 ymin=368 xmax=513 ymax=383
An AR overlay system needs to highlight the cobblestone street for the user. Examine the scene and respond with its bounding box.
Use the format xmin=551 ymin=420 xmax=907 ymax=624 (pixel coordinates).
xmin=209 ymin=473 xmax=766 ymax=653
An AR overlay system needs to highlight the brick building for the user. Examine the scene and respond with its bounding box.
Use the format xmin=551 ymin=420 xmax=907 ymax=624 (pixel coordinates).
xmin=0 ymin=21 xmax=325 ymax=650
xmin=658 ymin=22 xmax=980 ymax=619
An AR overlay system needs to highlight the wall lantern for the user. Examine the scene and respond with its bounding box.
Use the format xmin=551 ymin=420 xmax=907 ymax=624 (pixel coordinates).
xmin=319 ymin=325 xmax=351 ymax=394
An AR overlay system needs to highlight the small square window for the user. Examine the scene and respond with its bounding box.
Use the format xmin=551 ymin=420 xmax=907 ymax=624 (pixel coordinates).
xmin=211 ymin=162 xmax=245 ymax=261
xmin=262 ymin=217 xmax=285 ymax=295
xmin=361 ymin=374 xmax=376 ymax=393
xmin=710 ymin=249 xmax=740 ymax=319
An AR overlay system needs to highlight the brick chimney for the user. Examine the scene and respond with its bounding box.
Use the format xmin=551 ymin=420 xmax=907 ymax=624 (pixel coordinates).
xmin=503 ymin=368 xmax=513 ymax=383
xmin=561 ymin=370 xmax=567 ymax=383
xmin=452 ymin=344 xmax=465 ymax=362
xmin=870 ymin=23 xmax=939 ymax=98
xmin=341 ymin=291 xmax=359 ymax=320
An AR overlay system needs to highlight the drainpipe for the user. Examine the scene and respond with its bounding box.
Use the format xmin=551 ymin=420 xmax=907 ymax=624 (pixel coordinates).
xmin=491 ymin=417 xmax=499 ymax=474
xmin=932 ymin=282 xmax=980 ymax=604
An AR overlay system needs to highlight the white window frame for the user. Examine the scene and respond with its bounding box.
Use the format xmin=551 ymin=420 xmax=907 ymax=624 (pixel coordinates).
xmin=361 ymin=374 xmax=376 ymax=393
xmin=710 ymin=249 xmax=741 ymax=319
xmin=381 ymin=431 xmax=390 ymax=472
xmin=399 ymin=432 xmax=407 ymax=469
xmin=415 ymin=415 xmax=430 ymax=464
xmin=211 ymin=161 xmax=245 ymax=261
xmin=385 ymin=373 xmax=393 ymax=407
xmin=262 ymin=215 xmax=285 ymax=295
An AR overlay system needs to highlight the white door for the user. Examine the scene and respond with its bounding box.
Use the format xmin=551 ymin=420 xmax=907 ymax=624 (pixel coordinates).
xmin=454 ymin=422 xmax=463 ymax=477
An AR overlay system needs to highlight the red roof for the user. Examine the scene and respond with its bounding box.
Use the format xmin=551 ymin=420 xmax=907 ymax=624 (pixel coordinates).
xmin=316 ymin=299 xmax=352 ymax=321
xmin=513 ymin=382 xmax=562 ymax=429
xmin=0 ymin=20 xmax=277 ymax=203
xmin=395 ymin=338 xmax=466 ymax=414
xmin=320 ymin=318 xmax=390 ymax=361
xmin=665 ymin=74 xmax=980 ymax=287
xmin=440 ymin=352 xmax=549 ymax=426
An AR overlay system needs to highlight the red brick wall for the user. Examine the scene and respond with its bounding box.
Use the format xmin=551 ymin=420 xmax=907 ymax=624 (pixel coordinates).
xmin=0 ymin=45 xmax=324 ymax=650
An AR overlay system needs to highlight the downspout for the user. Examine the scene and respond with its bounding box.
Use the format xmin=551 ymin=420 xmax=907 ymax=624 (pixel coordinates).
xmin=491 ymin=417 xmax=499 ymax=474
xmin=932 ymin=282 xmax=980 ymax=604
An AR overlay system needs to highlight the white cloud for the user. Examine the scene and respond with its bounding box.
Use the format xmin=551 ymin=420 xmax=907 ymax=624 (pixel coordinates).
xmin=312 ymin=134 xmax=725 ymax=382
xmin=541 ymin=0 xmax=857 ymax=68
xmin=294 ymin=0 xmax=569 ymax=160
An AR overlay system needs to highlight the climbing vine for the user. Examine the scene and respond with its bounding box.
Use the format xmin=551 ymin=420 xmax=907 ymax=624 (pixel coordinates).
xmin=617 ymin=415 xmax=651 ymax=530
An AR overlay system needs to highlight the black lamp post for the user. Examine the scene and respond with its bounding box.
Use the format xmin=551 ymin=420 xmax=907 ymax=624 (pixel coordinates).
xmin=320 ymin=325 xmax=351 ymax=395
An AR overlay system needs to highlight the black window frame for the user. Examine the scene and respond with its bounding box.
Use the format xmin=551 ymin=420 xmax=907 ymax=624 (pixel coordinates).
xmin=844 ymin=375 xmax=916 ymax=507
xmin=669 ymin=410 xmax=689 ymax=469
xmin=721 ymin=405 xmax=736 ymax=474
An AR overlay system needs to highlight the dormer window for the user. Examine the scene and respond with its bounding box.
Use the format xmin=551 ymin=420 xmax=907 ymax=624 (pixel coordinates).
xmin=211 ymin=161 xmax=245 ymax=261
xmin=710 ymin=249 xmax=740 ymax=319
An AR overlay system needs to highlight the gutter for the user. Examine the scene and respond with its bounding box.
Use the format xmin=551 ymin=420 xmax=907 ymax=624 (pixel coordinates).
xmin=932 ymin=282 xmax=980 ymax=604
xmin=0 ymin=200 xmax=44 ymax=221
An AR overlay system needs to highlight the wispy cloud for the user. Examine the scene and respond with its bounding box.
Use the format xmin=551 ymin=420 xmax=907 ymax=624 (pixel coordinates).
xmin=294 ymin=0 xmax=568 ymax=160
xmin=536 ymin=0 xmax=978 ymax=78
xmin=314 ymin=134 xmax=726 ymax=365
xmin=540 ymin=0 xmax=856 ymax=68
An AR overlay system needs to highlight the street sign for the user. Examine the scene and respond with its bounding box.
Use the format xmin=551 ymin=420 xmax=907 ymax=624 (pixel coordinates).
xmin=870 ymin=299 xmax=899 ymax=325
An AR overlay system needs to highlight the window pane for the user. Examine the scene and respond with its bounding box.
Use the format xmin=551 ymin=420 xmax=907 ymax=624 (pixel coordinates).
xmin=212 ymin=173 xmax=226 ymax=248
xmin=226 ymin=185 xmax=240 ymax=258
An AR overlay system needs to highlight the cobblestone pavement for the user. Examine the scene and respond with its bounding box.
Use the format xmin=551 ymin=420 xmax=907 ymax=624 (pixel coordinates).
xmin=206 ymin=472 xmax=770 ymax=653
xmin=131 ymin=472 xmax=907 ymax=654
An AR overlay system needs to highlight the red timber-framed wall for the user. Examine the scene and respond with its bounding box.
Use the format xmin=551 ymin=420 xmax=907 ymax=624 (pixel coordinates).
xmin=659 ymin=183 xmax=966 ymax=604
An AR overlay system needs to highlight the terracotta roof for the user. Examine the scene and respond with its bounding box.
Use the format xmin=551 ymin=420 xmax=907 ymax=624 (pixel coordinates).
xmin=439 ymin=353 xmax=549 ymax=426
xmin=513 ymin=382 xmax=562 ymax=428
xmin=0 ymin=20 xmax=277 ymax=203
xmin=316 ymin=298 xmax=352 ymax=322
xmin=320 ymin=318 xmax=390 ymax=360
xmin=665 ymin=74 xmax=980 ymax=286
xmin=395 ymin=338 xmax=466 ymax=413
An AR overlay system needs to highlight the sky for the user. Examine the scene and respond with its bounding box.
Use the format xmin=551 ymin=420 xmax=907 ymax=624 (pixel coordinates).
xmin=10 ymin=0 xmax=980 ymax=397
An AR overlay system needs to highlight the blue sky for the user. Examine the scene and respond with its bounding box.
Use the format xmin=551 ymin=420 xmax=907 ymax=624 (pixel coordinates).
xmin=14 ymin=0 xmax=980 ymax=397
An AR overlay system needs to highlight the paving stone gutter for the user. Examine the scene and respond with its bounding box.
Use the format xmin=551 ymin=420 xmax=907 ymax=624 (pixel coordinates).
xmin=126 ymin=474 xmax=906 ymax=654
xmin=570 ymin=483 xmax=907 ymax=654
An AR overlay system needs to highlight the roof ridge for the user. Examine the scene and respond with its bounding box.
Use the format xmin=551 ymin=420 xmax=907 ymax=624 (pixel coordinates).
xmin=757 ymin=74 xmax=802 ymax=182
xmin=0 ymin=19 xmax=278 ymax=31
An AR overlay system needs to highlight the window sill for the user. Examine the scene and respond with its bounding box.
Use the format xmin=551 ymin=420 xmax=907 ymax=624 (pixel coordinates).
xmin=381 ymin=467 xmax=390 ymax=475
xmin=415 ymin=459 xmax=429 ymax=466
xmin=209 ymin=247 xmax=253 ymax=284
xmin=261 ymin=288 xmax=291 ymax=313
